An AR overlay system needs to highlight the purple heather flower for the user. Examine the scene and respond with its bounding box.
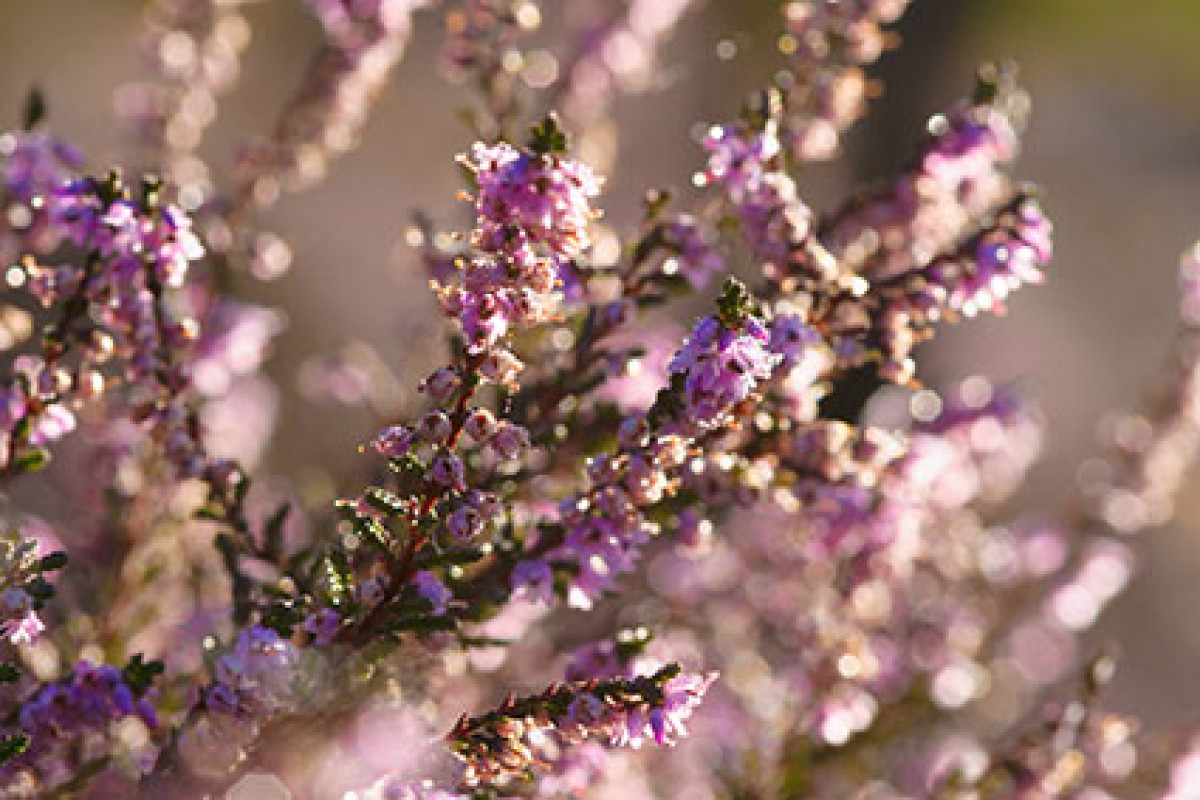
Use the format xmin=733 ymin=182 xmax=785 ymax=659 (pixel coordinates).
xmin=468 ymin=140 xmax=602 ymax=266
xmin=302 ymin=608 xmax=343 ymax=646
xmin=451 ymin=666 xmax=717 ymax=786
xmin=663 ymin=214 xmax=724 ymax=288
xmin=642 ymin=670 xmax=718 ymax=747
xmin=489 ymin=421 xmax=530 ymax=460
xmin=421 ymin=365 xmax=461 ymax=402
xmin=669 ymin=316 xmax=780 ymax=429
xmin=447 ymin=505 xmax=483 ymax=542
xmin=768 ymin=312 xmax=822 ymax=369
xmin=916 ymin=194 xmax=1052 ymax=318
xmin=9 ymin=661 xmax=158 ymax=780
xmin=373 ymin=425 xmax=415 ymax=458
xmin=430 ymin=452 xmax=466 ymax=491
xmin=414 ymin=570 xmax=452 ymax=615
xmin=463 ymin=408 xmax=498 ymax=442
xmin=2 ymin=129 xmax=83 ymax=204
xmin=511 ymin=559 xmax=556 ymax=605
xmin=210 ymin=626 xmax=301 ymax=717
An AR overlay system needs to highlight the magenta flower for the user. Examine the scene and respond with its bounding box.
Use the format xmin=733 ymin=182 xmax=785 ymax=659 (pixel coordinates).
xmin=670 ymin=315 xmax=780 ymax=429
xmin=468 ymin=140 xmax=602 ymax=267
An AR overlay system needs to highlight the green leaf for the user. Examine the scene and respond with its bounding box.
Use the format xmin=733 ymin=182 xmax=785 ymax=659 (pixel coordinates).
xmin=264 ymin=502 xmax=291 ymax=560
xmin=23 ymin=577 xmax=52 ymax=601
xmin=22 ymin=87 xmax=45 ymax=130
xmin=0 ymin=734 xmax=27 ymax=765
xmin=0 ymin=663 xmax=20 ymax=683
xmin=527 ymin=113 xmax=568 ymax=156
xmin=362 ymin=487 xmax=407 ymax=516
xmin=122 ymin=654 xmax=164 ymax=694
xmin=414 ymin=548 xmax=485 ymax=569
xmin=716 ymin=276 xmax=757 ymax=328
xmin=14 ymin=448 xmax=49 ymax=474
xmin=38 ymin=551 xmax=67 ymax=572
xmin=354 ymin=517 xmax=395 ymax=554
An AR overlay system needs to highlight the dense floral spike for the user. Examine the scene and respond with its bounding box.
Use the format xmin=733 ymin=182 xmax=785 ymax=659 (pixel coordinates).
xmin=448 ymin=664 xmax=716 ymax=787
xmin=465 ymin=133 xmax=602 ymax=275
xmin=668 ymin=314 xmax=780 ymax=430
xmin=824 ymin=191 xmax=1053 ymax=383
xmin=511 ymin=280 xmax=781 ymax=610
xmin=0 ymin=171 xmax=213 ymax=476
xmin=434 ymin=135 xmax=601 ymax=352
xmin=350 ymin=132 xmax=600 ymax=610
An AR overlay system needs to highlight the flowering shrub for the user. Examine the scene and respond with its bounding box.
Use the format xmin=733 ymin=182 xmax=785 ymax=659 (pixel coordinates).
xmin=0 ymin=1 xmax=1195 ymax=797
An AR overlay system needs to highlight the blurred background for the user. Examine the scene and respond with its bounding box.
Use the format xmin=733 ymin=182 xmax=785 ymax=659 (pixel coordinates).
xmin=1 ymin=0 xmax=1199 ymax=731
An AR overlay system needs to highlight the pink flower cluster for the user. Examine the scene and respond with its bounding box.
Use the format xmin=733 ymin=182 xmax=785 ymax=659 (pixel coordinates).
xmin=670 ymin=315 xmax=781 ymax=431
xmin=437 ymin=140 xmax=601 ymax=353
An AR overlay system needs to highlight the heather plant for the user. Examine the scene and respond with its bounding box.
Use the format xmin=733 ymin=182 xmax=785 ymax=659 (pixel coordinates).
xmin=0 ymin=1 xmax=1196 ymax=798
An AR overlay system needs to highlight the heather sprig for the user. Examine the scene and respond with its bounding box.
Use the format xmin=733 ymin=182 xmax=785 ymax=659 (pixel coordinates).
xmin=283 ymin=123 xmax=605 ymax=649
xmin=2 ymin=170 xmax=210 ymax=478
xmin=447 ymin=663 xmax=717 ymax=787
xmin=0 ymin=2 xmax=1194 ymax=798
